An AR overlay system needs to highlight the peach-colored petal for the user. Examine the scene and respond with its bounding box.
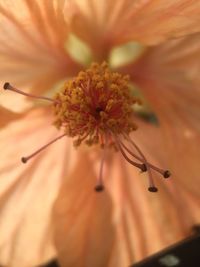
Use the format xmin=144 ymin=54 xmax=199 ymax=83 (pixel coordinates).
xmin=0 ymin=106 xmax=24 ymax=128
xmin=53 ymin=150 xmax=115 ymax=267
xmin=52 ymin=117 xmax=199 ymax=267
xmin=0 ymin=107 xmax=76 ymax=266
xmin=0 ymin=0 xmax=81 ymax=111
xmin=65 ymin=0 xmax=200 ymax=56
xmin=106 ymin=118 xmax=200 ymax=266
xmin=120 ymin=33 xmax=200 ymax=197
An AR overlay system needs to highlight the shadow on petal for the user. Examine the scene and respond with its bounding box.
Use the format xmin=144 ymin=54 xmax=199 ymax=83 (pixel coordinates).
xmin=0 ymin=105 xmax=24 ymax=128
xmin=119 ymin=33 xmax=200 ymax=197
xmin=53 ymin=151 xmax=115 ymax=267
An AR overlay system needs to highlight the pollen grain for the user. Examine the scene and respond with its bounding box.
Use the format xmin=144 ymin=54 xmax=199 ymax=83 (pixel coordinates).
xmin=53 ymin=62 xmax=139 ymax=147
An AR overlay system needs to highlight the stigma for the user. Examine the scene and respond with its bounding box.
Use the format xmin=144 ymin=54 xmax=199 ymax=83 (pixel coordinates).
xmin=3 ymin=62 xmax=171 ymax=193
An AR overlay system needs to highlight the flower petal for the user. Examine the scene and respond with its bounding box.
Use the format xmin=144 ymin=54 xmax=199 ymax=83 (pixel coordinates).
xmin=53 ymin=150 xmax=115 ymax=267
xmin=0 ymin=107 xmax=76 ymax=266
xmin=106 ymin=118 xmax=200 ymax=266
xmin=120 ymin=33 xmax=200 ymax=197
xmin=0 ymin=105 xmax=24 ymax=128
xmin=0 ymin=0 xmax=81 ymax=111
xmin=65 ymin=0 xmax=200 ymax=53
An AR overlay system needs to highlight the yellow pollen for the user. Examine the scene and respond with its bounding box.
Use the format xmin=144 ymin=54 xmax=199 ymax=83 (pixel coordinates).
xmin=53 ymin=62 xmax=139 ymax=147
xmin=3 ymin=74 xmax=171 ymax=193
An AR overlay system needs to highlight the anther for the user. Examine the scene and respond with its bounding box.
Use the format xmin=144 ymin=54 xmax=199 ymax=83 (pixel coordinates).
xmin=163 ymin=170 xmax=171 ymax=178
xmin=141 ymin=163 xmax=147 ymax=172
xmin=148 ymin=186 xmax=158 ymax=193
xmin=21 ymin=157 xmax=28 ymax=164
xmin=3 ymin=82 xmax=10 ymax=90
xmin=94 ymin=185 xmax=104 ymax=192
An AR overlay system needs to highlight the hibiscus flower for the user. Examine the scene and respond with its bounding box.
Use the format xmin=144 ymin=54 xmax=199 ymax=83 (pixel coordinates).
xmin=0 ymin=1 xmax=200 ymax=267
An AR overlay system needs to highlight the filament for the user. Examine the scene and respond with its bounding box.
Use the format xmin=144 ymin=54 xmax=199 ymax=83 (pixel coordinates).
xmin=115 ymin=137 xmax=147 ymax=172
xmin=119 ymin=140 xmax=170 ymax=178
xmin=95 ymin=135 xmax=108 ymax=192
xmin=124 ymin=134 xmax=158 ymax=192
xmin=21 ymin=133 xmax=67 ymax=163
xmin=3 ymin=82 xmax=59 ymax=104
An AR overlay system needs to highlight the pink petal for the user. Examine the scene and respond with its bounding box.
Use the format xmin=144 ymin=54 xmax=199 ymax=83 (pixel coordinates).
xmin=0 ymin=107 xmax=76 ymax=266
xmin=65 ymin=0 xmax=200 ymax=54
xmin=0 ymin=0 xmax=81 ymax=111
xmin=53 ymin=150 xmax=115 ymax=267
xmin=120 ymin=33 xmax=200 ymax=197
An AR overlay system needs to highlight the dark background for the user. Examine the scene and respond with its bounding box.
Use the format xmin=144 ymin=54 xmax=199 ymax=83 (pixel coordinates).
xmin=39 ymin=226 xmax=200 ymax=267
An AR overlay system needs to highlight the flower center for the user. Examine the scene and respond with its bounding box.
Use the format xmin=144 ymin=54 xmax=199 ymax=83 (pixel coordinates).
xmin=53 ymin=62 xmax=139 ymax=147
xmin=3 ymin=62 xmax=171 ymax=193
